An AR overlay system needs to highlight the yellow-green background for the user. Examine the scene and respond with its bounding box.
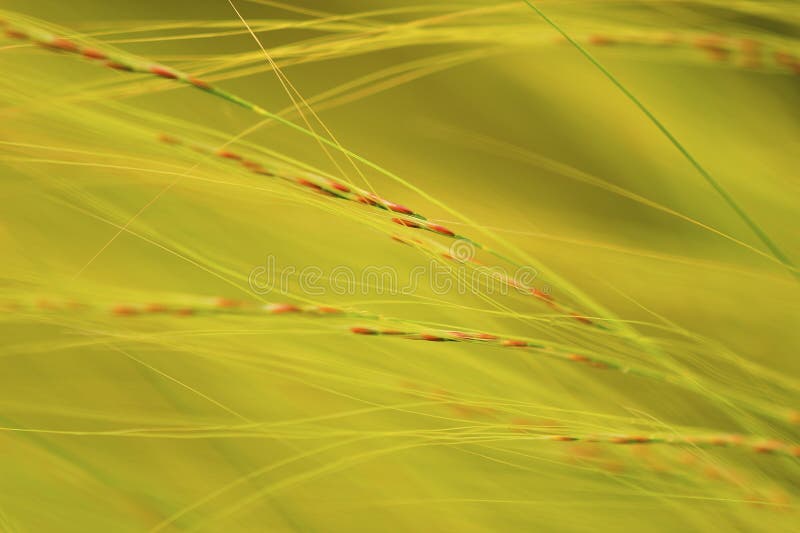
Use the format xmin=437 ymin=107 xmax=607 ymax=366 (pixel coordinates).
xmin=0 ymin=1 xmax=798 ymax=531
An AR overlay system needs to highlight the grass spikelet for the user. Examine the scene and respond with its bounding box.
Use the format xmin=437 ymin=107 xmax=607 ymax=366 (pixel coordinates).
xmin=0 ymin=1 xmax=798 ymax=531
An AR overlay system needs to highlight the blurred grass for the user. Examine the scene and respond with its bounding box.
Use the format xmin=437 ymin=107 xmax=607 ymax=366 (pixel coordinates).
xmin=0 ymin=1 xmax=799 ymax=531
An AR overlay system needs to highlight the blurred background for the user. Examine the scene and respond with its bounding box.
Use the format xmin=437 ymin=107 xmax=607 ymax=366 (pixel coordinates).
xmin=0 ymin=1 xmax=798 ymax=531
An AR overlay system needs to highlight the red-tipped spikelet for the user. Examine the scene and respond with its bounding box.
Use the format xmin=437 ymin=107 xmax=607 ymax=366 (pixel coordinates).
xmin=43 ymin=37 xmax=78 ymax=52
xmin=588 ymin=35 xmax=616 ymax=46
xmin=392 ymin=217 xmax=421 ymax=229
xmin=316 ymin=306 xmax=342 ymax=314
xmin=501 ymin=339 xmax=528 ymax=347
xmin=112 ymin=305 xmax=139 ymax=317
xmin=570 ymin=313 xmax=593 ymax=325
xmin=739 ymin=39 xmax=761 ymax=68
xmin=707 ymin=436 xmax=732 ymax=447
xmin=217 ymin=150 xmax=242 ymax=161
xmin=419 ymin=334 xmax=448 ymax=342
xmin=356 ymin=194 xmax=379 ymax=206
xmin=4 ymin=28 xmax=28 ymax=39
xmin=36 ymin=299 xmax=58 ymax=310
xmin=214 ymin=297 xmax=242 ymax=309
xmin=149 ymin=65 xmax=178 ymax=79
xmin=351 ymin=326 xmax=378 ymax=335
xmin=106 ymin=61 xmax=133 ymax=72
xmin=328 ymin=181 xmax=350 ymax=193
xmin=612 ymin=435 xmax=652 ymax=444
xmin=696 ymin=36 xmax=731 ymax=62
xmin=297 ymin=178 xmax=323 ymax=191
xmin=265 ymin=303 xmax=300 ymax=314
xmin=386 ymin=202 xmax=414 ymax=215
xmin=158 ymin=134 xmax=181 ymax=145
xmin=753 ymin=440 xmax=784 ymax=454
xmin=81 ymin=48 xmax=107 ymax=60
xmin=427 ymin=224 xmax=455 ymax=237
xmin=531 ymin=288 xmax=553 ymax=302
xmin=189 ymin=77 xmax=211 ymax=90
